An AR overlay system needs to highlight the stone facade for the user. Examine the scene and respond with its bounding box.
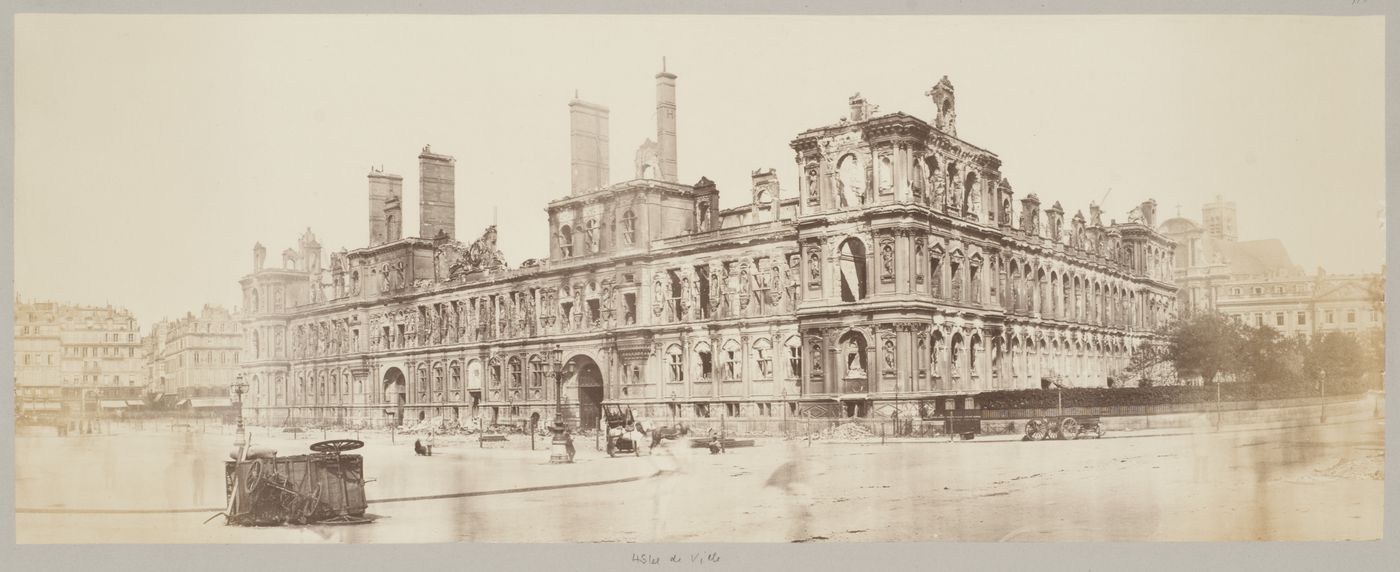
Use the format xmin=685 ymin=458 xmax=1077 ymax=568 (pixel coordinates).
xmin=1159 ymin=199 xmax=1384 ymax=340
xmin=239 ymin=71 xmax=1177 ymax=428
xmin=143 ymin=304 xmax=243 ymax=402
xmin=13 ymin=297 xmax=145 ymax=416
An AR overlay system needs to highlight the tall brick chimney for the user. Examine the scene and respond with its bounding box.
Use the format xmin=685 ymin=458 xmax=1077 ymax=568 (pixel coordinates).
xmin=418 ymin=145 xmax=456 ymax=240
xmin=656 ymin=65 xmax=678 ymax=183
xmin=367 ymin=169 xmax=403 ymax=246
xmin=569 ymin=98 xmax=610 ymax=194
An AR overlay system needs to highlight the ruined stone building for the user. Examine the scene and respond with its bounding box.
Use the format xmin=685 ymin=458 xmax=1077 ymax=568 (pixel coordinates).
xmin=239 ymin=69 xmax=1178 ymax=428
xmin=1160 ymin=198 xmax=1384 ymax=340
xmin=12 ymin=297 xmax=145 ymax=416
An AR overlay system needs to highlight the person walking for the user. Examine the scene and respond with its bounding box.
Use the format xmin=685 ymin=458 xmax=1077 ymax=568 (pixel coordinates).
xmin=564 ymin=427 xmax=576 ymax=462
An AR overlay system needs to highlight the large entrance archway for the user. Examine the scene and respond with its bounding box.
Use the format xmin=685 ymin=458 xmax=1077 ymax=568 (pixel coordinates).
xmin=382 ymin=367 xmax=406 ymax=423
xmin=566 ymin=355 xmax=604 ymax=429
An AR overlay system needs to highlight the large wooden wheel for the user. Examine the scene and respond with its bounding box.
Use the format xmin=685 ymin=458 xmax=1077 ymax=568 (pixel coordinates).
xmin=1060 ymin=418 xmax=1080 ymax=440
xmin=310 ymin=439 xmax=364 ymax=453
xmin=244 ymin=458 xmax=265 ymax=493
xmin=1024 ymin=418 xmax=1049 ymax=441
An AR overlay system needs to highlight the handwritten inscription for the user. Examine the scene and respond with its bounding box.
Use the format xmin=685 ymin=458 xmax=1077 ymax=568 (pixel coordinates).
xmin=631 ymin=552 xmax=723 ymax=566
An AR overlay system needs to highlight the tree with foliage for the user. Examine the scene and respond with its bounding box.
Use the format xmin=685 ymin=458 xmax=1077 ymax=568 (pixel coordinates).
xmin=1304 ymin=331 xmax=1366 ymax=386
xmin=1166 ymin=312 xmax=1245 ymax=385
xmin=1125 ymin=333 xmax=1172 ymax=388
xmin=1236 ymin=324 xmax=1292 ymax=384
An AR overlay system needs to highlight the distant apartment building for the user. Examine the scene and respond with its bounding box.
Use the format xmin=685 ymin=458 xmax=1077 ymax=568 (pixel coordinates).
xmin=13 ymin=297 xmax=145 ymax=416
xmin=144 ymin=305 xmax=243 ymax=411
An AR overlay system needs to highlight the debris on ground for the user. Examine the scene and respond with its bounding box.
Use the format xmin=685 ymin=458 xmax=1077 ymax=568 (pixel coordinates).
xmin=1316 ymin=453 xmax=1385 ymax=480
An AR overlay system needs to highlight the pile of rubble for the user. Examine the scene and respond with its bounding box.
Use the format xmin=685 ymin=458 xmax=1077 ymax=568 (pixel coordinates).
xmin=815 ymin=422 xmax=877 ymax=441
xmin=1317 ymin=452 xmax=1385 ymax=481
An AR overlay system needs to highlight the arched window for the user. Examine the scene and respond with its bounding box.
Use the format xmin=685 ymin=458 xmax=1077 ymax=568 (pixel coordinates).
xmin=450 ymin=361 xmax=462 ymax=390
xmin=753 ymin=338 xmax=773 ymax=379
xmin=433 ymin=363 xmax=444 ymax=392
xmin=666 ymin=345 xmax=685 ymax=382
xmin=721 ymin=340 xmax=741 ymax=381
xmin=558 ymin=225 xmax=574 ymax=257
xmin=585 ymin=219 xmax=600 ymax=253
xmin=621 ymin=210 xmax=637 ymax=245
xmin=694 ymin=341 xmax=714 ymax=381
xmin=930 ymin=244 xmax=944 ymax=298
xmin=837 ymin=238 xmax=868 ymax=302
xmin=487 ymin=356 xmax=504 ymax=388
xmin=836 ymin=154 xmax=864 ymax=208
xmin=529 ymin=355 xmax=545 ymax=388
xmin=785 ymin=336 xmax=803 ymax=379
xmin=508 ymin=357 xmax=523 ymax=388
xmin=416 ymin=366 xmax=428 ymax=400
xmin=251 ymin=330 xmax=261 ymax=360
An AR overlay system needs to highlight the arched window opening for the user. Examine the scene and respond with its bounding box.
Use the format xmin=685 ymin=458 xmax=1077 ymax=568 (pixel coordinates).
xmin=558 ymin=225 xmax=574 ymax=258
xmin=838 ymin=238 xmax=868 ymax=302
xmin=621 ymin=209 xmax=637 ymax=245
xmin=839 ymin=331 xmax=869 ymax=380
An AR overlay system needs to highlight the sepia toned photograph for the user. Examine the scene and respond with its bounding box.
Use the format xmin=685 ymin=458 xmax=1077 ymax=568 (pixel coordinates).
xmin=9 ymin=12 xmax=1387 ymax=546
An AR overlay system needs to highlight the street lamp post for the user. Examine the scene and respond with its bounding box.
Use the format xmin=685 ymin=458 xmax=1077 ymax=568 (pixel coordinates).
xmin=1320 ymin=368 xmax=1327 ymax=423
xmin=548 ymin=345 xmax=573 ymax=464
xmin=231 ymin=373 xmax=249 ymax=447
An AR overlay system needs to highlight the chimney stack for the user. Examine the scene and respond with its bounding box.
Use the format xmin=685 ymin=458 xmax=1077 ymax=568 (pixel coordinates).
xmin=418 ymin=145 xmax=457 ymax=240
xmin=656 ymin=65 xmax=678 ymax=183
xmin=368 ymin=169 xmax=403 ymax=246
xmin=569 ymin=98 xmax=610 ymax=194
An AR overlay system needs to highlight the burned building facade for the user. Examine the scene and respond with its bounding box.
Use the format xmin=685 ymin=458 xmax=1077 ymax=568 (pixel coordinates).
xmin=239 ymin=70 xmax=1177 ymax=428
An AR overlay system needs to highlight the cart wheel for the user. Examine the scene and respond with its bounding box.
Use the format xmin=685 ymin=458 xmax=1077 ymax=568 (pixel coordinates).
xmin=244 ymin=459 xmax=264 ymax=494
xmin=310 ymin=439 xmax=364 ymax=453
xmin=1060 ymin=418 xmax=1080 ymax=440
xmin=1024 ymin=419 xmax=1043 ymax=441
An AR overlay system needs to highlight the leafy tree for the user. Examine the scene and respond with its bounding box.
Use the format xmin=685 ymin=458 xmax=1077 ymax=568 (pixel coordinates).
xmin=1125 ymin=336 xmax=1171 ymax=387
xmin=1167 ymin=312 xmax=1244 ymax=385
xmin=1304 ymin=332 xmax=1366 ymax=386
xmin=1237 ymin=324 xmax=1290 ymax=384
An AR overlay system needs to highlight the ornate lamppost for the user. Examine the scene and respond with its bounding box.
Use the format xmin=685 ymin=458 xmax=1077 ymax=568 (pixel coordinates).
xmin=231 ymin=373 xmax=249 ymax=447
xmin=548 ymin=345 xmax=576 ymax=463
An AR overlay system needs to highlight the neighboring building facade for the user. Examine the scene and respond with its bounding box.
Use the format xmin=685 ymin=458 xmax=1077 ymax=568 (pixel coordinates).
xmin=240 ymin=70 xmax=1177 ymax=428
xmin=144 ymin=304 xmax=243 ymax=408
xmin=13 ymin=297 xmax=145 ymax=416
xmin=1159 ymin=198 xmax=1385 ymax=340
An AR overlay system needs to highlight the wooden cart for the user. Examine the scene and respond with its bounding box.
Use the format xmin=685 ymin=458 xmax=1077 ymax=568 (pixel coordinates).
xmin=222 ymin=439 xmax=371 ymax=526
xmin=1022 ymin=415 xmax=1105 ymax=441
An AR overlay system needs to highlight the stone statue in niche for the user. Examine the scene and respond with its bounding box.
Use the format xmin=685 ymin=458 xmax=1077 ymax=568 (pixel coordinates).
xmin=680 ymin=277 xmax=693 ymax=319
xmin=709 ymin=268 xmax=722 ymax=316
xmin=652 ymin=277 xmax=666 ymax=317
xmin=808 ymin=249 xmax=821 ymax=283
xmin=599 ymin=281 xmax=613 ymax=324
xmin=883 ymin=339 xmax=896 ymax=371
xmin=811 ymin=342 xmax=824 ymax=375
xmin=738 ymin=264 xmax=751 ymax=314
xmin=806 ymin=168 xmax=820 ymax=205
xmin=967 ymin=180 xmax=983 ymax=218
xmin=881 ymin=242 xmax=895 ymax=280
xmin=931 ymin=169 xmax=945 ymax=207
xmin=785 ymin=256 xmax=799 ymax=309
xmin=719 ymin=265 xmax=733 ymax=317
xmin=573 ymin=285 xmax=585 ymax=329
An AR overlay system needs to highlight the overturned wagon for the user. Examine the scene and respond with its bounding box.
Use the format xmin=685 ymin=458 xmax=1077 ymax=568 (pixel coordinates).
xmin=222 ymin=439 xmax=371 ymax=526
xmin=1022 ymin=415 xmax=1105 ymax=441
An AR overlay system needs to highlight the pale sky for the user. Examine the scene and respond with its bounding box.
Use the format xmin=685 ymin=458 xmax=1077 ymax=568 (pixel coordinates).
xmin=14 ymin=15 xmax=1385 ymax=329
